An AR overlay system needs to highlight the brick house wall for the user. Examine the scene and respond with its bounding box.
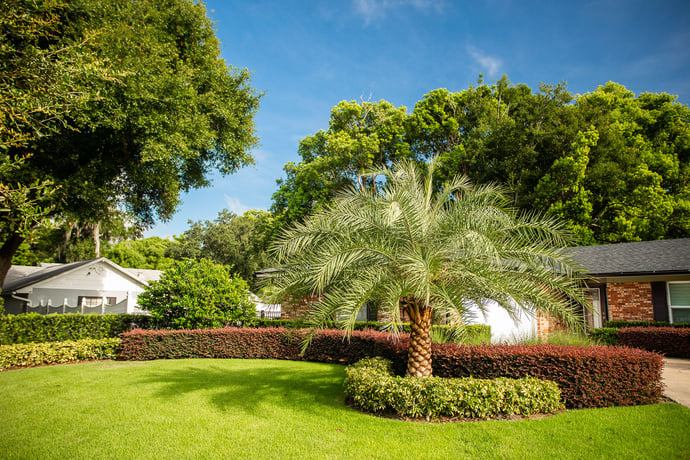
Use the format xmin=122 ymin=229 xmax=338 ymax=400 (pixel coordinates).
xmin=280 ymin=295 xmax=319 ymax=319
xmin=606 ymin=282 xmax=654 ymax=322
xmin=536 ymin=312 xmax=565 ymax=339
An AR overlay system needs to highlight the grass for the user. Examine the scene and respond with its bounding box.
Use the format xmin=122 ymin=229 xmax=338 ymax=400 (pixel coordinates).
xmin=498 ymin=329 xmax=600 ymax=346
xmin=1 ymin=359 xmax=689 ymax=459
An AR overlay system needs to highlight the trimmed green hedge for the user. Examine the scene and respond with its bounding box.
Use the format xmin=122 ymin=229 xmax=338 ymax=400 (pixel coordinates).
xmin=589 ymin=327 xmax=618 ymax=345
xmin=0 ymin=313 xmax=156 ymax=345
xmin=0 ymin=338 xmax=122 ymax=370
xmin=344 ymin=357 xmax=563 ymax=420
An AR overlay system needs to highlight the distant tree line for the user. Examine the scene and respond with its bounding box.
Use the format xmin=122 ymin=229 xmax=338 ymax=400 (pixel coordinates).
xmin=10 ymin=75 xmax=690 ymax=287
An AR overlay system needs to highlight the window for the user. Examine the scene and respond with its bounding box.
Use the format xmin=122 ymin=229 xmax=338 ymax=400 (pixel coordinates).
xmin=107 ymin=297 xmax=117 ymax=305
xmin=668 ymin=282 xmax=690 ymax=324
xmin=78 ymin=296 xmax=104 ymax=308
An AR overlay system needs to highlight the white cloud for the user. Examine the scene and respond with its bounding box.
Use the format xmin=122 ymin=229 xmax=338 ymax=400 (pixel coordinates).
xmin=224 ymin=195 xmax=250 ymax=215
xmin=467 ymin=45 xmax=503 ymax=78
xmin=354 ymin=0 xmax=442 ymax=25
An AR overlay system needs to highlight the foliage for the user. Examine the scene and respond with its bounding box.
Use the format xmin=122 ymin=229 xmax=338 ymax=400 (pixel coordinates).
xmin=344 ymin=357 xmax=563 ymax=420
xmin=0 ymin=156 xmax=57 ymax=240
xmin=617 ymin=327 xmax=690 ymax=358
xmin=587 ymin=327 xmax=618 ymax=345
xmin=271 ymin=99 xmax=412 ymax=227
xmin=105 ymin=236 xmax=173 ymax=270
xmin=138 ymin=259 xmax=256 ymax=329
xmin=0 ymin=337 xmax=121 ymax=370
xmin=1 ymin=0 xmax=260 ymax=284
xmin=606 ymin=320 xmax=690 ymax=328
xmin=166 ymin=209 xmax=274 ymax=282
xmin=272 ymin=77 xmax=690 ymax=245
xmin=0 ymin=312 xmax=157 ymax=345
xmin=432 ymin=343 xmax=663 ymax=408
xmin=245 ymin=318 xmax=491 ymax=343
xmin=505 ymin=330 xmax=598 ymax=346
xmin=119 ymin=327 xmax=662 ymax=409
xmin=268 ymin=157 xmax=586 ymax=377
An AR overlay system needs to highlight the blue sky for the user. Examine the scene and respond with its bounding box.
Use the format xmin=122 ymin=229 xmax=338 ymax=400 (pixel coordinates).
xmin=145 ymin=0 xmax=690 ymax=238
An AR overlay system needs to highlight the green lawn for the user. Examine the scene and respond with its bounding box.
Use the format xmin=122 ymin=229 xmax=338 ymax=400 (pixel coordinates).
xmin=1 ymin=359 xmax=689 ymax=459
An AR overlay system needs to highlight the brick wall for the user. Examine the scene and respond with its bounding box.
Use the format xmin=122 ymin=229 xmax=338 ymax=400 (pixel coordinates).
xmin=536 ymin=312 xmax=566 ymax=339
xmin=280 ymin=295 xmax=319 ymax=319
xmin=606 ymin=282 xmax=654 ymax=322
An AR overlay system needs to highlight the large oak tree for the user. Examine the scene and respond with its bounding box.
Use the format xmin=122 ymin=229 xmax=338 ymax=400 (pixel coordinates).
xmin=1 ymin=0 xmax=260 ymax=285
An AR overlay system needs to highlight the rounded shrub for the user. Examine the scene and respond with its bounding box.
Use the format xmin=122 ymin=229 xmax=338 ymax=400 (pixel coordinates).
xmin=344 ymin=357 xmax=564 ymax=420
xmin=138 ymin=258 xmax=256 ymax=329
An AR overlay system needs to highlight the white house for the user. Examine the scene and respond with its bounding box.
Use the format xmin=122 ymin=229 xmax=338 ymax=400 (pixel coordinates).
xmin=2 ymin=258 xmax=161 ymax=315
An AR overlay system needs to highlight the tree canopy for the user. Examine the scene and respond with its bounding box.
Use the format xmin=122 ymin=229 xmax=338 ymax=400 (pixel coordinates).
xmin=166 ymin=209 xmax=274 ymax=283
xmin=1 ymin=0 xmax=260 ymax=285
xmin=271 ymin=77 xmax=690 ymax=245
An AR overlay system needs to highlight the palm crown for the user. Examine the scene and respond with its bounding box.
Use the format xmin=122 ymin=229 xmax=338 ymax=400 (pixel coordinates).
xmin=268 ymin=158 xmax=587 ymax=377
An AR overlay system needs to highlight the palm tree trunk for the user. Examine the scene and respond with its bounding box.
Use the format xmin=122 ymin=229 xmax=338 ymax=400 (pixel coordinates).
xmin=405 ymin=298 xmax=433 ymax=377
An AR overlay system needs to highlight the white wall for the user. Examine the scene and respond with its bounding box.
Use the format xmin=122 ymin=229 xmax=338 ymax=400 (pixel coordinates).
xmin=14 ymin=262 xmax=147 ymax=314
xmin=466 ymin=301 xmax=536 ymax=343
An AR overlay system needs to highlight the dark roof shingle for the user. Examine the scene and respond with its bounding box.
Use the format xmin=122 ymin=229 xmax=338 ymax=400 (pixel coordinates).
xmin=569 ymin=238 xmax=690 ymax=276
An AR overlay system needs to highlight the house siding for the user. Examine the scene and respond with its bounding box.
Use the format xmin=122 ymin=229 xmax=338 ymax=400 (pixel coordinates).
xmin=606 ymin=282 xmax=654 ymax=322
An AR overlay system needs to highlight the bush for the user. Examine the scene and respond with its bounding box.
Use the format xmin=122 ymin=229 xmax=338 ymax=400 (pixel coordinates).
xmin=617 ymin=327 xmax=690 ymax=358
xmin=0 ymin=338 xmax=122 ymax=370
xmin=588 ymin=327 xmax=618 ymax=345
xmin=247 ymin=319 xmax=491 ymax=344
xmin=0 ymin=313 xmax=157 ymax=345
xmin=432 ymin=343 xmax=662 ymax=408
xmin=606 ymin=320 xmax=690 ymax=328
xmin=344 ymin=357 xmax=563 ymax=420
xmin=138 ymin=259 xmax=256 ymax=329
xmin=119 ymin=328 xmax=662 ymax=408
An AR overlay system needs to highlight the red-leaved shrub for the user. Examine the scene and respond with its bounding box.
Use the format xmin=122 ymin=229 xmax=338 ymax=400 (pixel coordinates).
xmin=431 ymin=343 xmax=663 ymax=408
xmin=617 ymin=327 xmax=690 ymax=358
xmin=119 ymin=328 xmax=663 ymax=408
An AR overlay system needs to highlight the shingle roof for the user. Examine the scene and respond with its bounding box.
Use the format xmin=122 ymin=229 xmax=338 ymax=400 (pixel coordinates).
xmin=569 ymin=238 xmax=690 ymax=276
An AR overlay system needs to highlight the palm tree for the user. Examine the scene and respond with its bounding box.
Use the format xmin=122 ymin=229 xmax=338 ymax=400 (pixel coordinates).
xmin=268 ymin=158 xmax=586 ymax=377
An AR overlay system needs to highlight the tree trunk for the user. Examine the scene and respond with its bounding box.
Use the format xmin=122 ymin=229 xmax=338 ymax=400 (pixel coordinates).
xmin=92 ymin=221 xmax=100 ymax=258
xmin=404 ymin=297 xmax=433 ymax=377
xmin=0 ymin=232 xmax=25 ymax=288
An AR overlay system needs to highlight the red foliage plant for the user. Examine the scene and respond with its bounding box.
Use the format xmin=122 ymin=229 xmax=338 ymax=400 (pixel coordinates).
xmin=617 ymin=327 xmax=690 ymax=358
xmin=119 ymin=328 xmax=663 ymax=409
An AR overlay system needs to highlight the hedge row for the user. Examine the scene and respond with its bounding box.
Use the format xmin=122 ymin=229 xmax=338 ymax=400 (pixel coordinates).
xmin=617 ymin=327 xmax=690 ymax=358
xmin=249 ymin=319 xmax=491 ymax=342
xmin=0 ymin=338 xmax=122 ymax=371
xmin=431 ymin=342 xmax=662 ymax=408
xmin=588 ymin=327 xmax=618 ymax=345
xmin=606 ymin=320 xmax=690 ymax=328
xmin=344 ymin=357 xmax=563 ymax=420
xmin=0 ymin=313 xmax=156 ymax=345
xmin=588 ymin=326 xmax=690 ymax=357
xmin=119 ymin=328 xmax=663 ymax=409
xmin=0 ymin=313 xmax=490 ymax=346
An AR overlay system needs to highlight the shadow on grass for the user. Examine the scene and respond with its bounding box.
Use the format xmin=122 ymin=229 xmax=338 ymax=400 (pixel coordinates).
xmin=134 ymin=360 xmax=347 ymax=417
